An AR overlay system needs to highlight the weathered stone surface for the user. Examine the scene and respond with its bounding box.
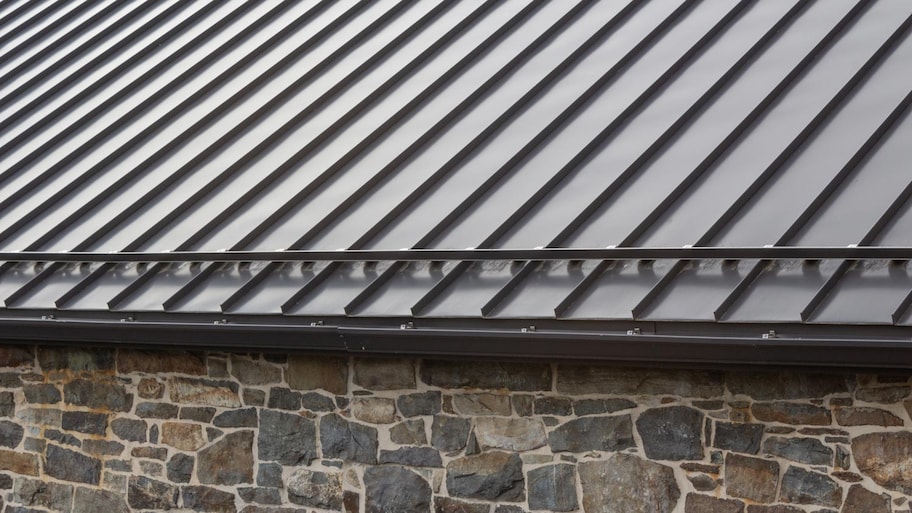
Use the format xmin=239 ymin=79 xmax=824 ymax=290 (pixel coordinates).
xmin=213 ymin=407 xmax=258 ymax=428
xmin=131 ymin=446 xmax=167 ymax=460
xmin=183 ymin=485 xmax=238 ymax=513
xmin=259 ymin=409 xmax=317 ymax=465
xmin=170 ymin=377 xmax=240 ymax=407
xmin=725 ymin=454 xmax=779 ymax=503
xmin=23 ymin=384 xmax=60 ymax=404
xmin=852 ymin=431 xmax=912 ymax=493
xmin=421 ymin=360 xmax=551 ymax=391
xmin=258 ymin=463 xmax=284 ymax=488
xmin=17 ymin=407 xmax=61 ymax=426
xmin=761 ymin=436 xmax=833 ymax=466
xmin=0 ymin=346 xmax=33 ymax=367
xmin=432 ymin=415 xmax=471 ymax=452
xmin=46 ymin=428 xmax=80 ymax=447
xmin=559 ymin=366 xmax=723 ymax=397
xmin=835 ymin=407 xmax=904 ymax=426
xmin=745 ymin=506 xmax=803 ymax=513
xmin=288 ymin=469 xmax=342 ymax=510
xmin=751 ymin=402 xmax=831 ymax=425
xmin=321 ymin=413 xmax=378 ymax=464
xmin=198 ymin=431 xmax=254 ymax=485
xmin=391 ymin=419 xmax=427 ymax=445
xmin=300 ymin=392 xmax=335 ymax=412
xmin=579 ymin=454 xmax=680 ymax=513
xmin=136 ymin=401 xmax=180 ymax=418
xmin=353 ymin=359 xmax=416 ymax=390
xmin=365 ymin=466 xmax=431 ymax=513
xmin=61 ymin=411 xmax=107 ymax=435
xmin=513 ymin=395 xmax=533 ymax=416
xmin=398 ymin=391 xmax=442 ymax=417
xmin=856 ymin=386 xmax=910 ymax=403
xmin=181 ymin=406 xmax=216 ymax=422
xmin=683 ymin=494 xmax=743 ymax=513
xmin=137 ymin=378 xmax=165 ymax=399
xmin=82 ymin=439 xmax=125 ymax=456
xmin=45 ymin=444 xmax=101 ymax=484
xmin=713 ymin=422 xmax=763 ymax=454
xmin=637 ymin=406 xmax=704 ymax=461
xmin=434 ymin=496 xmax=489 ymax=513
xmin=779 ymin=466 xmax=841 ymax=507
xmin=267 ymin=387 xmax=301 ymax=410
xmin=128 ymin=476 xmax=179 ymax=510
xmin=0 ymin=420 xmax=23 ymax=448
xmin=0 ymin=449 xmax=38 ymax=475
xmin=239 ymin=487 xmax=283 ymax=505
xmin=528 ymin=464 xmax=577 ymax=512
xmin=238 ymin=507 xmax=309 ymax=513
xmin=379 ymin=447 xmax=443 ymax=467
xmin=688 ymin=474 xmax=718 ymax=491
xmin=229 ymin=355 xmax=282 ymax=386
xmin=118 ymin=349 xmax=206 ymax=375
xmin=352 ymin=397 xmax=397 ymax=424
xmin=446 ymin=452 xmax=524 ymax=501
xmin=549 ymin=415 xmax=634 ymax=453
xmin=841 ymin=484 xmax=890 ymax=513
xmin=11 ymin=479 xmax=73 ymax=512
xmin=243 ymin=389 xmax=266 ymax=406
xmin=161 ymin=422 xmax=206 ymax=451
xmin=111 ymin=418 xmax=146 ymax=442
xmin=64 ymin=379 xmax=132 ymax=411
xmin=0 ymin=391 xmax=13 ymax=417
xmin=167 ymin=453 xmax=194 ymax=483
xmin=474 ymin=417 xmax=546 ymax=451
xmin=0 ymin=372 xmax=21 ymax=388
xmin=727 ymin=372 xmax=850 ymax=400
xmin=453 ymin=393 xmax=511 ymax=416
xmin=73 ymin=487 xmax=129 ymax=513
xmin=287 ymin=355 xmax=348 ymax=395
xmin=534 ymin=397 xmax=572 ymax=416
xmin=493 ymin=507 xmax=527 ymax=513
xmin=573 ymin=398 xmax=637 ymax=416
xmin=39 ymin=347 xmax=114 ymax=372
xmin=0 ymin=474 xmax=9 ymax=488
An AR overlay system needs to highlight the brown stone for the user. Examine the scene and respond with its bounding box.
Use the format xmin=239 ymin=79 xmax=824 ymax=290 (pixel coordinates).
xmin=161 ymin=422 xmax=206 ymax=451
xmin=751 ymin=402 xmax=831 ymax=425
xmin=684 ymin=494 xmax=743 ymax=513
xmin=579 ymin=454 xmax=679 ymax=513
xmin=421 ymin=360 xmax=551 ymax=391
xmin=434 ymin=497 xmax=489 ymax=513
xmin=724 ymin=453 xmax=779 ymax=503
xmin=390 ymin=419 xmax=427 ymax=445
xmin=453 ymin=394 xmax=511 ymax=416
xmin=287 ymin=355 xmax=348 ymax=395
xmin=0 ymin=346 xmax=33 ymax=368
xmin=230 ymin=355 xmax=282 ymax=385
xmin=198 ymin=431 xmax=254 ymax=485
xmin=832 ymin=471 xmax=864 ymax=483
xmin=137 ymin=378 xmax=164 ymax=399
xmin=558 ymin=365 xmax=722 ymax=398
xmin=117 ymin=350 xmax=206 ymax=375
xmin=856 ymin=386 xmax=910 ymax=404
xmin=746 ymin=507 xmax=803 ymax=513
xmin=169 ymin=377 xmax=240 ymax=407
xmin=353 ymin=359 xmax=416 ymax=390
xmin=351 ymin=397 xmax=397 ymax=424
xmin=852 ymin=431 xmax=912 ymax=494
xmin=0 ymin=449 xmax=39 ymax=475
xmin=841 ymin=484 xmax=890 ymax=513
xmin=727 ymin=372 xmax=850 ymax=400
xmin=835 ymin=407 xmax=904 ymax=426
xmin=474 ymin=417 xmax=546 ymax=451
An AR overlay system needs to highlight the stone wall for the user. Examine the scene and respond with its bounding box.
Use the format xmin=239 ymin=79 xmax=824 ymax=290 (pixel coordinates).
xmin=0 ymin=345 xmax=910 ymax=513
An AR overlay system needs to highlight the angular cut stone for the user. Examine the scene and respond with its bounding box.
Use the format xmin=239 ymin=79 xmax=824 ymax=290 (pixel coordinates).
xmin=287 ymin=469 xmax=342 ymax=510
xmin=169 ymin=377 xmax=240 ymax=407
xmin=161 ymin=422 xmax=206 ymax=451
xmin=421 ymin=360 xmax=551 ymax=391
xmin=230 ymin=355 xmax=282 ymax=385
xmin=365 ymin=466 xmax=431 ymax=513
xmin=379 ymin=447 xmax=443 ymax=467
xmin=453 ymin=394 xmax=511 ymax=416
xmin=267 ymin=387 xmax=301 ymax=410
xmin=0 ymin=391 xmax=13 ymax=417
xmin=727 ymin=372 xmax=849 ymax=400
xmin=474 ymin=417 xmax=546 ymax=451
xmin=45 ymin=444 xmax=101 ymax=484
xmin=751 ymin=402 xmax=831 ymax=425
xmin=447 ymin=451 xmax=524 ymax=501
xmin=73 ymin=487 xmax=129 ymax=513
xmin=352 ymin=397 xmax=397 ymax=424
xmin=131 ymin=446 xmax=167 ymax=460
xmin=637 ymin=406 xmax=704 ymax=461
xmin=725 ymin=453 xmax=779 ymax=503
xmin=431 ymin=415 xmax=470 ymax=452
xmin=527 ymin=464 xmax=578 ymax=512
xmin=559 ymin=366 xmax=722 ymax=397
xmin=64 ymin=379 xmax=132 ymax=411
xmin=684 ymin=494 xmax=743 ymax=513
xmin=841 ymin=484 xmax=890 ymax=513
xmin=0 ymin=449 xmax=38 ymax=475
xmin=167 ymin=453 xmax=194 ymax=483
xmin=549 ymin=415 xmax=634 ymax=453
xmin=761 ymin=436 xmax=833 ymax=466
xmin=11 ymin=479 xmax=73 ymax=512
xmin=745 ymin=506 xmax=803 ymax=513
xmin=23 ymin=384 xmax=60 ymax=404
xmin=779 ymin=466 xmax=841 ymax=507
xmin=533 ymin=397 xmax=572 ymax=416
xmin=0 ymin=420 xmax=23 ymax=448
xmin=573 ymin=398 xmax=637 ymax=416
xmin=579 ymin=454 xmax=679 ymax=513
xmin=287 ymin=355 xmax=348 ymax=395
xmin=117 ymin=349 xmax=206 ymax=375
xmin=713 ymin=422 xmax=763 ymax=454
xmin=398 ymin=391 xmax=441 ymax=417
xmin=835 ymin=407 xmax=904 ymax=426
xmin=259 ymin=409 xmax=317 ymax=465
xmin=39 ymin=347 xmax=114 ymax=372
xmin=320 ymin=413 xmax=378 ymax=464
xmin=128 ymin=476 xmax=179 ymax=510
xmin=855 ymin=386 xmax=910 ymax=403
xmin=353 ymin=358 xmax=416 ymax=390
xmin=300 ymin=392 xmax=335 ymax=412
xmin=198 ymin=431 xmax=254 ymax=485
xmin=213 ymin=407 xmax=258 ymax=428
xmin=435 ymin=496 xmax=489 ymax=513
xmin=183 ymin=485 xmax=238 ymax=513
xmin=257 ymin=463 xmax=284 ymax=488
xmin=239 ymin=487 xmax=282 ymax=505
xmin=181 ymin=406 xmax=216 ymax=422
xmin=82 ymin=439 xmax=124 ymax=456
xmin=688 ymin=474 xmax=718 ymax=491
xmin=111 ymin=418 xmax=147 ymax=442
xmin=136 ymin=401 xmax=179 ymax=419
xmin=852 ymin=431 xmax=912 ymax=494
xmin=391 ymin=419 xmax=427 ymax=445
xmin=61 ymin=411 xmax=108 ymax=435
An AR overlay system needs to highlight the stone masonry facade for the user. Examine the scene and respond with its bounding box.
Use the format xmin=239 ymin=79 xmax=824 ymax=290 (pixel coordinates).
xmin=0 ymin=345 xmax=910 ymax=513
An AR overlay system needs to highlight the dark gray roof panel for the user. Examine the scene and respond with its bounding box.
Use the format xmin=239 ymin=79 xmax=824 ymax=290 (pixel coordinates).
xmin=2 ymin=0 xmax=912 ymax=360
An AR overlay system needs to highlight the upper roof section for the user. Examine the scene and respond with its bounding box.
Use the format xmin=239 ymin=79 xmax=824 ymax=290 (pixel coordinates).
xmin=1 ymin=0 xmax=912 ymax=366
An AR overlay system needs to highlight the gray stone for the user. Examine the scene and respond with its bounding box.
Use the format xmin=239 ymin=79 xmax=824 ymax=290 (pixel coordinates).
xmin=139 ymin=460 xmax=163 ymax=477
xmin=513 ymin=395 xmax=533 ymax=416
xmin=198 ymin=431 xmax=254 ymax=485
xmin=431 ymin=415 xmax=471 ymax=452
xmin=352 ymin=397 xmax=397 ymax=424
xmin=243 ymin=389 xmax=266 ymax=406
xmin=46 ymin=428 xmax=81 ymax=447
xmin=762 ymin=437 xmax=833 ymax=466
xmin=161 ymin=422 xmax=206 ymax=451
xmin=259 ymin=409 xmax=317 ymax=465
xmin=534 ymin=397 xmax=572 ymax=416
xmin=434 ymin=496 xmax=489 ymax=513
xmin=137 ymin=378 xmax=165 ymax=399
xmin=239 ymin=487 xmax=283 ymax=505
xmin=528 ymin=464 xmax=577 ymax=512
xmin=82 ymin=439 xmax=124 ymax=456
xmin=73 ymin=487 xmax=129 ymax=513
xmin=835 ymin=407 xmax=904 ymax=426
xmin=213 ymin=407 xmax=258 ymax=427
xmin=39 ymin=347 xmax=114 ymax=372
xmin=453 ymin=393 xmax=511 ymax=416
xmin=149 ymin=423 xmax=159 ymax=443
xmin=579 ymin=453 xmax=680 ymax=513
xmin=287 ymin=469 xmax=342 ymax=510
xmin=474 ymin=417 xmax=546 ymax=451
xmin=300 ymin=392 xmax=335 ymax=412
xmin=111 ymin=418 xmax=146 ymax=442
xmin=61 ymin=411 xmax=107 ymax=435
xmin=128 ymin=476 xmax=179 ymax=510
xmin=23 ymin=384 xmax=60 ymax=404
xmin=841 ymin=484 xmax=891 ymax=513
xmin=494 ymin=507 xmax=527 ymax=513
xmin=779 ymin=466 xmax=842 ymax=507
xmin=637 ymin=406 xmax=704 ymax=461
xmin=0 ymin=474 xmax=9 ymax=489
xmin=0 ymin=391 xmax=13 ymax=417
xmin=0 ymin=372 xmax=20 ymax=388
xmin=354 ymin=359 xmax=416 ymax=390
xmin=131 ymin=446 xmax=168 ymax=460
xmin=167 ymin=453 xmax=194 ymax=483
xmin=136 ymin=401 xmax=180 ymax=418
xmin=16 ymin=407 xmax=61 ymax=426
xmin=45 ymin=444 xmax=101 ymax=485
xmin=169 ymin=377 xmax=240 ymax=407
xmin=117 ymin=349 xmax=206 ymax=375
xmin=391 ymin=419 xmax=428 ymax=445
xmin=183 ymin=485 xmax=238 ymax=513
xmin=852 ymin=431 xmax=912 ymax=494
xmin=856 ymin=386 xmax=910 ymax=403
xmin=267 ymin=387 xmax=301 ymax=410
xmin=688 ymin=474 xmax=718 ymax=491
xmin=181 ymin=406 xmax=216 ymax=422
xmin=751 ymin=402 xmax=831 ymax=425
xmin=257 ymin=463 xmax=284 ymax=488
xmin=398 ymin=391 xmax=442 ymax=417
xmin=64 ymin=379 xmax=132 ymax=412
xmin=287 ymin=355 xmax=348 ymax=395
xmin=379 ymin=447 xmax=443 ymax=467
xmin=725 ymin=453 xmax=779 ymax=503
xmin=364 ymin=466 xmax=431 ymax=513
xmin=105 ymin=459 xmax=132 ymax=472
xmin=0 ymin=420 xmax=23 ymax=448
xmin=713 ymin=422 xmax=763 ymax=454
xmin=559 ymin=366 xmax=723 ymax=397
xmin=320 ymin=413 xmax=378 ymax=464
xmin=231 ymin=355 xmax=282 ymax=385
xmin=238 ymin=507 xmax=309 ymax=513
xmin=573 ymin=398 xmax=636 ymax=416
xmin=684 ymin=494 xmax=744 ymax=513
xmin=11 ymin=479 xmax=73 ymax=512
xmin=548 ymin=415 xmax=634 ymax=453
xmin=421 ymin=360 xmax=551 ymax=391
xmin=446 ymin=451 xmax=524 ymax=501
xmin=746 ymin=506 xmax=803 ymax=513
xmin=727 ymin=372 xmax=850 ymax=400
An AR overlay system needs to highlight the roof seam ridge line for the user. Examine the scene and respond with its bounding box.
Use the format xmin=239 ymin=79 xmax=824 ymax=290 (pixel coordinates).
xmin=411 ymin=261 xmax=472 ymax=317
xmin=0 ymin=1 xmax=93 ymax=71
xmin=799 ymin=260 xmax=853 ymax=322
xmin=713 ymin=259 xmax=767 ymax=321
xmin=481 ymin=262 xmax=538 ymax=318
xmin=343 ymin=261 xmax=407 ymax=316
xmin=553 ymin=261 xmax=613 ymax=319
xmin=631 ymin=260 xmax=689 ymax=320
xmin=280 ymin=262 xmax=342 ymax=315
xmin=0 ymin=0 xmax=56 ymax=52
